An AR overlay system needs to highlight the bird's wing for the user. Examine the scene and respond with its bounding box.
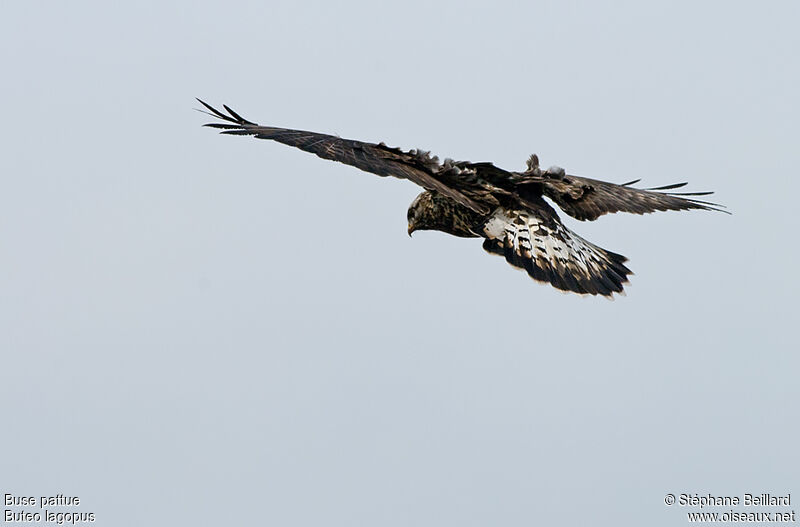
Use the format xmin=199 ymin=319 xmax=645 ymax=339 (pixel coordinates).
xmin=533 ymin=173 xmax=727 ymax=221
xmin=198 ymin=99 xmax=490 ymax=214
xmin=481 ymin=205 xmax=632 ymax=297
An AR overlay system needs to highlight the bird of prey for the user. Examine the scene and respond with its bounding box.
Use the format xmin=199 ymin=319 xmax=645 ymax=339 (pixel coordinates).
xmin=198 ymin=99 xmax=725 ymax=297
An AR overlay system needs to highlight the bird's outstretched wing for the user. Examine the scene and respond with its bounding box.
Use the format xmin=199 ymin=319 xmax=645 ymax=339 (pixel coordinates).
xmin=481 ymin=205 xmax=632 ymax=296
xmin=197 ymin=99 xmax=491 ymax=214
xmin=534 ymin=172 xmax=727 ymax=221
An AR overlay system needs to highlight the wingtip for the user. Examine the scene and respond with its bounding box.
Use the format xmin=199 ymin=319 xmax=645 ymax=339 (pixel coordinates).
xmin=620 ymin=178 xmax=642 ymax=187
xmin=222 ymin=104 xmax=256 ymax=125
xmin=647 ymin=182 xmax=689 ymax=191
xmin=195 ymin=98 xmax=236 ymax=122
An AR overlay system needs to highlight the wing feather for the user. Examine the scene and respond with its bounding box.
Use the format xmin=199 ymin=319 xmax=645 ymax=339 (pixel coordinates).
xmin=198 ymin=99 xmax=490 ymax=214
xmin=536 ymin=173 xmax=727 ymax=221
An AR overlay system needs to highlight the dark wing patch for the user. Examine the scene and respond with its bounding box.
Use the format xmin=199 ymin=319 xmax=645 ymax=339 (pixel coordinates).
xmin=197 ymin=99 xmax=490 ymax=214
xmin=536 ymin=173 xmax=727 ymax=221
xmin=481 ymin=207 xmax=632 ymax=297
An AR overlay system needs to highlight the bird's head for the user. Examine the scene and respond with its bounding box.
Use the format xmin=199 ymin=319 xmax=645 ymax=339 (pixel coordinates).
xmin=407 ymin=191 xmax=438 ymax=236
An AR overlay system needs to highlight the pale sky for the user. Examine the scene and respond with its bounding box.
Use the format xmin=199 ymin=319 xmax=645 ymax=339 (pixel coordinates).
xmin=1 ymin=1 xmax=798 ymax=526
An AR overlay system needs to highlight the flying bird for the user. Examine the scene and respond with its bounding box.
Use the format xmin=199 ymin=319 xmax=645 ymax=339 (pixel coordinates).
xmin=198 ymin=99 xmax=725 ymax=297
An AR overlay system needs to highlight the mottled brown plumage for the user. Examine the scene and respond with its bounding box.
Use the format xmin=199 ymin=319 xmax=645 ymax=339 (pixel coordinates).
xmin=198 ymin=99 xmax=726 ymax=297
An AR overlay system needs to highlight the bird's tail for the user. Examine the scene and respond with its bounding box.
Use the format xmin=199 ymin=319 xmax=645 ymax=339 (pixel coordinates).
xmin=482 ymin=207 xmax=632 ymax=297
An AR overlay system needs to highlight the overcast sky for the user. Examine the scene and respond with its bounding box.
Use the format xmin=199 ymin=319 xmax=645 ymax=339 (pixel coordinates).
xmin=1 ymin=1 xmax=798 ymax=526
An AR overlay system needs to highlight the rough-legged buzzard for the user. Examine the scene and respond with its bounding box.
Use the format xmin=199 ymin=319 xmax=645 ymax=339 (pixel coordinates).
xmin=198 ymin=100 xmax=725 ymax=297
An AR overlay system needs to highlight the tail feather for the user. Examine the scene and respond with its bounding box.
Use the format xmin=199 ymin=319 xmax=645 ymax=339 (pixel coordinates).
xmin=481 ymin=207 xmax=632 ymax=297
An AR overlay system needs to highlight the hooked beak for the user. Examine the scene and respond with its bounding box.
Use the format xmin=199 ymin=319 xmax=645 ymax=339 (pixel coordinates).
xmin=407 ymin=224 xmax=415 ymax=237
